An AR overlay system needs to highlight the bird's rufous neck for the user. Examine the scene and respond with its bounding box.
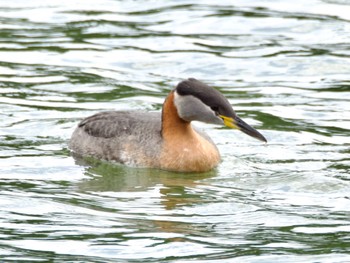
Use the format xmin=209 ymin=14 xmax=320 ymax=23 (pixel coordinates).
xmin=161 ymin=91 xmax=193 ymax=139
xmin=160 ymin=90 xmax=221 ymax=172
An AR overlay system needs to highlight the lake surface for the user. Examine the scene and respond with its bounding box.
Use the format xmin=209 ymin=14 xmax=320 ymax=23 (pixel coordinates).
xmin=1 ymin=0 xmax=350 ymax=262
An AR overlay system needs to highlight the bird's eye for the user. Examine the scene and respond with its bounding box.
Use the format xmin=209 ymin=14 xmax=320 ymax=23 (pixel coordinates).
xmin=211 ymin=106 xmax=219 ymax=115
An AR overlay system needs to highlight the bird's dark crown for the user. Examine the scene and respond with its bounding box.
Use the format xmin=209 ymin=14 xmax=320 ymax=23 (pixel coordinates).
xmin=175 ymin=78 xmax=236 ymax=117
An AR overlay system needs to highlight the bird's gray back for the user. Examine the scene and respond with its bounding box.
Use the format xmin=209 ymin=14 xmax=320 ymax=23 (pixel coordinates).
xmin=70 ymin=111 xmax=163 ymax=166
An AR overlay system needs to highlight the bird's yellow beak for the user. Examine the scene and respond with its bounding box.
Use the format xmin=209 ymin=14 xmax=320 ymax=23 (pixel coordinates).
xmin=220 ymin=115 xmax=267 ymax=143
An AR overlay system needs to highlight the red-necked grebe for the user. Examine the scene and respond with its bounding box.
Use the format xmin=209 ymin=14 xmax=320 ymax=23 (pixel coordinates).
xmin=70 ymin=78 xmax=267 ymax=172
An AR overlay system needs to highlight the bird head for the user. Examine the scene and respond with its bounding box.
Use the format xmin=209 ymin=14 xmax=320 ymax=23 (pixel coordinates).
xmin=173 ymin=78 xmax=267 ymax=142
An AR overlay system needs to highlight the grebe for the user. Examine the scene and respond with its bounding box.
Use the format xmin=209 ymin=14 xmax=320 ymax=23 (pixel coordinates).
xmin=70 ymin=78 xmax=267 ymax=172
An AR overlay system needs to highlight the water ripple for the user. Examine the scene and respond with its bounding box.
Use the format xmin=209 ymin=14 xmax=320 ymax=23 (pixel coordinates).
xmin=1 ymin=0 xmax=350 ymax=262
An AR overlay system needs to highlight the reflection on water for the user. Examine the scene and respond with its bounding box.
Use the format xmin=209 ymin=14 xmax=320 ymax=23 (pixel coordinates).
xmin=77 ymin=156 xmax=215 ymax=195
xmin=1 ymin=0 xmax=350 ymax=262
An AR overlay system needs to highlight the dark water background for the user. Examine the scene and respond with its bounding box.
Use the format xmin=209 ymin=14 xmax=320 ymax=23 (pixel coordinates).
xmin=1 ymin=0 xmax=350 ymax=262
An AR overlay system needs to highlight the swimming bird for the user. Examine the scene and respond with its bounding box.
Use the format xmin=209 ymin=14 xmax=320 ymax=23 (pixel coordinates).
xmin=70 ymin=78 xmax=267 ymax=172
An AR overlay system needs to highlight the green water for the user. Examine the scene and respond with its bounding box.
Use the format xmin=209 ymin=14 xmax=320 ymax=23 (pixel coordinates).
xmin=1 ymin=0 xmax=350 ymax=262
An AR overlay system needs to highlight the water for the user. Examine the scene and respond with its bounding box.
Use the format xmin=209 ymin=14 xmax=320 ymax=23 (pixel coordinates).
xmin=1 ymin=0 xmax=350 ymax=262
